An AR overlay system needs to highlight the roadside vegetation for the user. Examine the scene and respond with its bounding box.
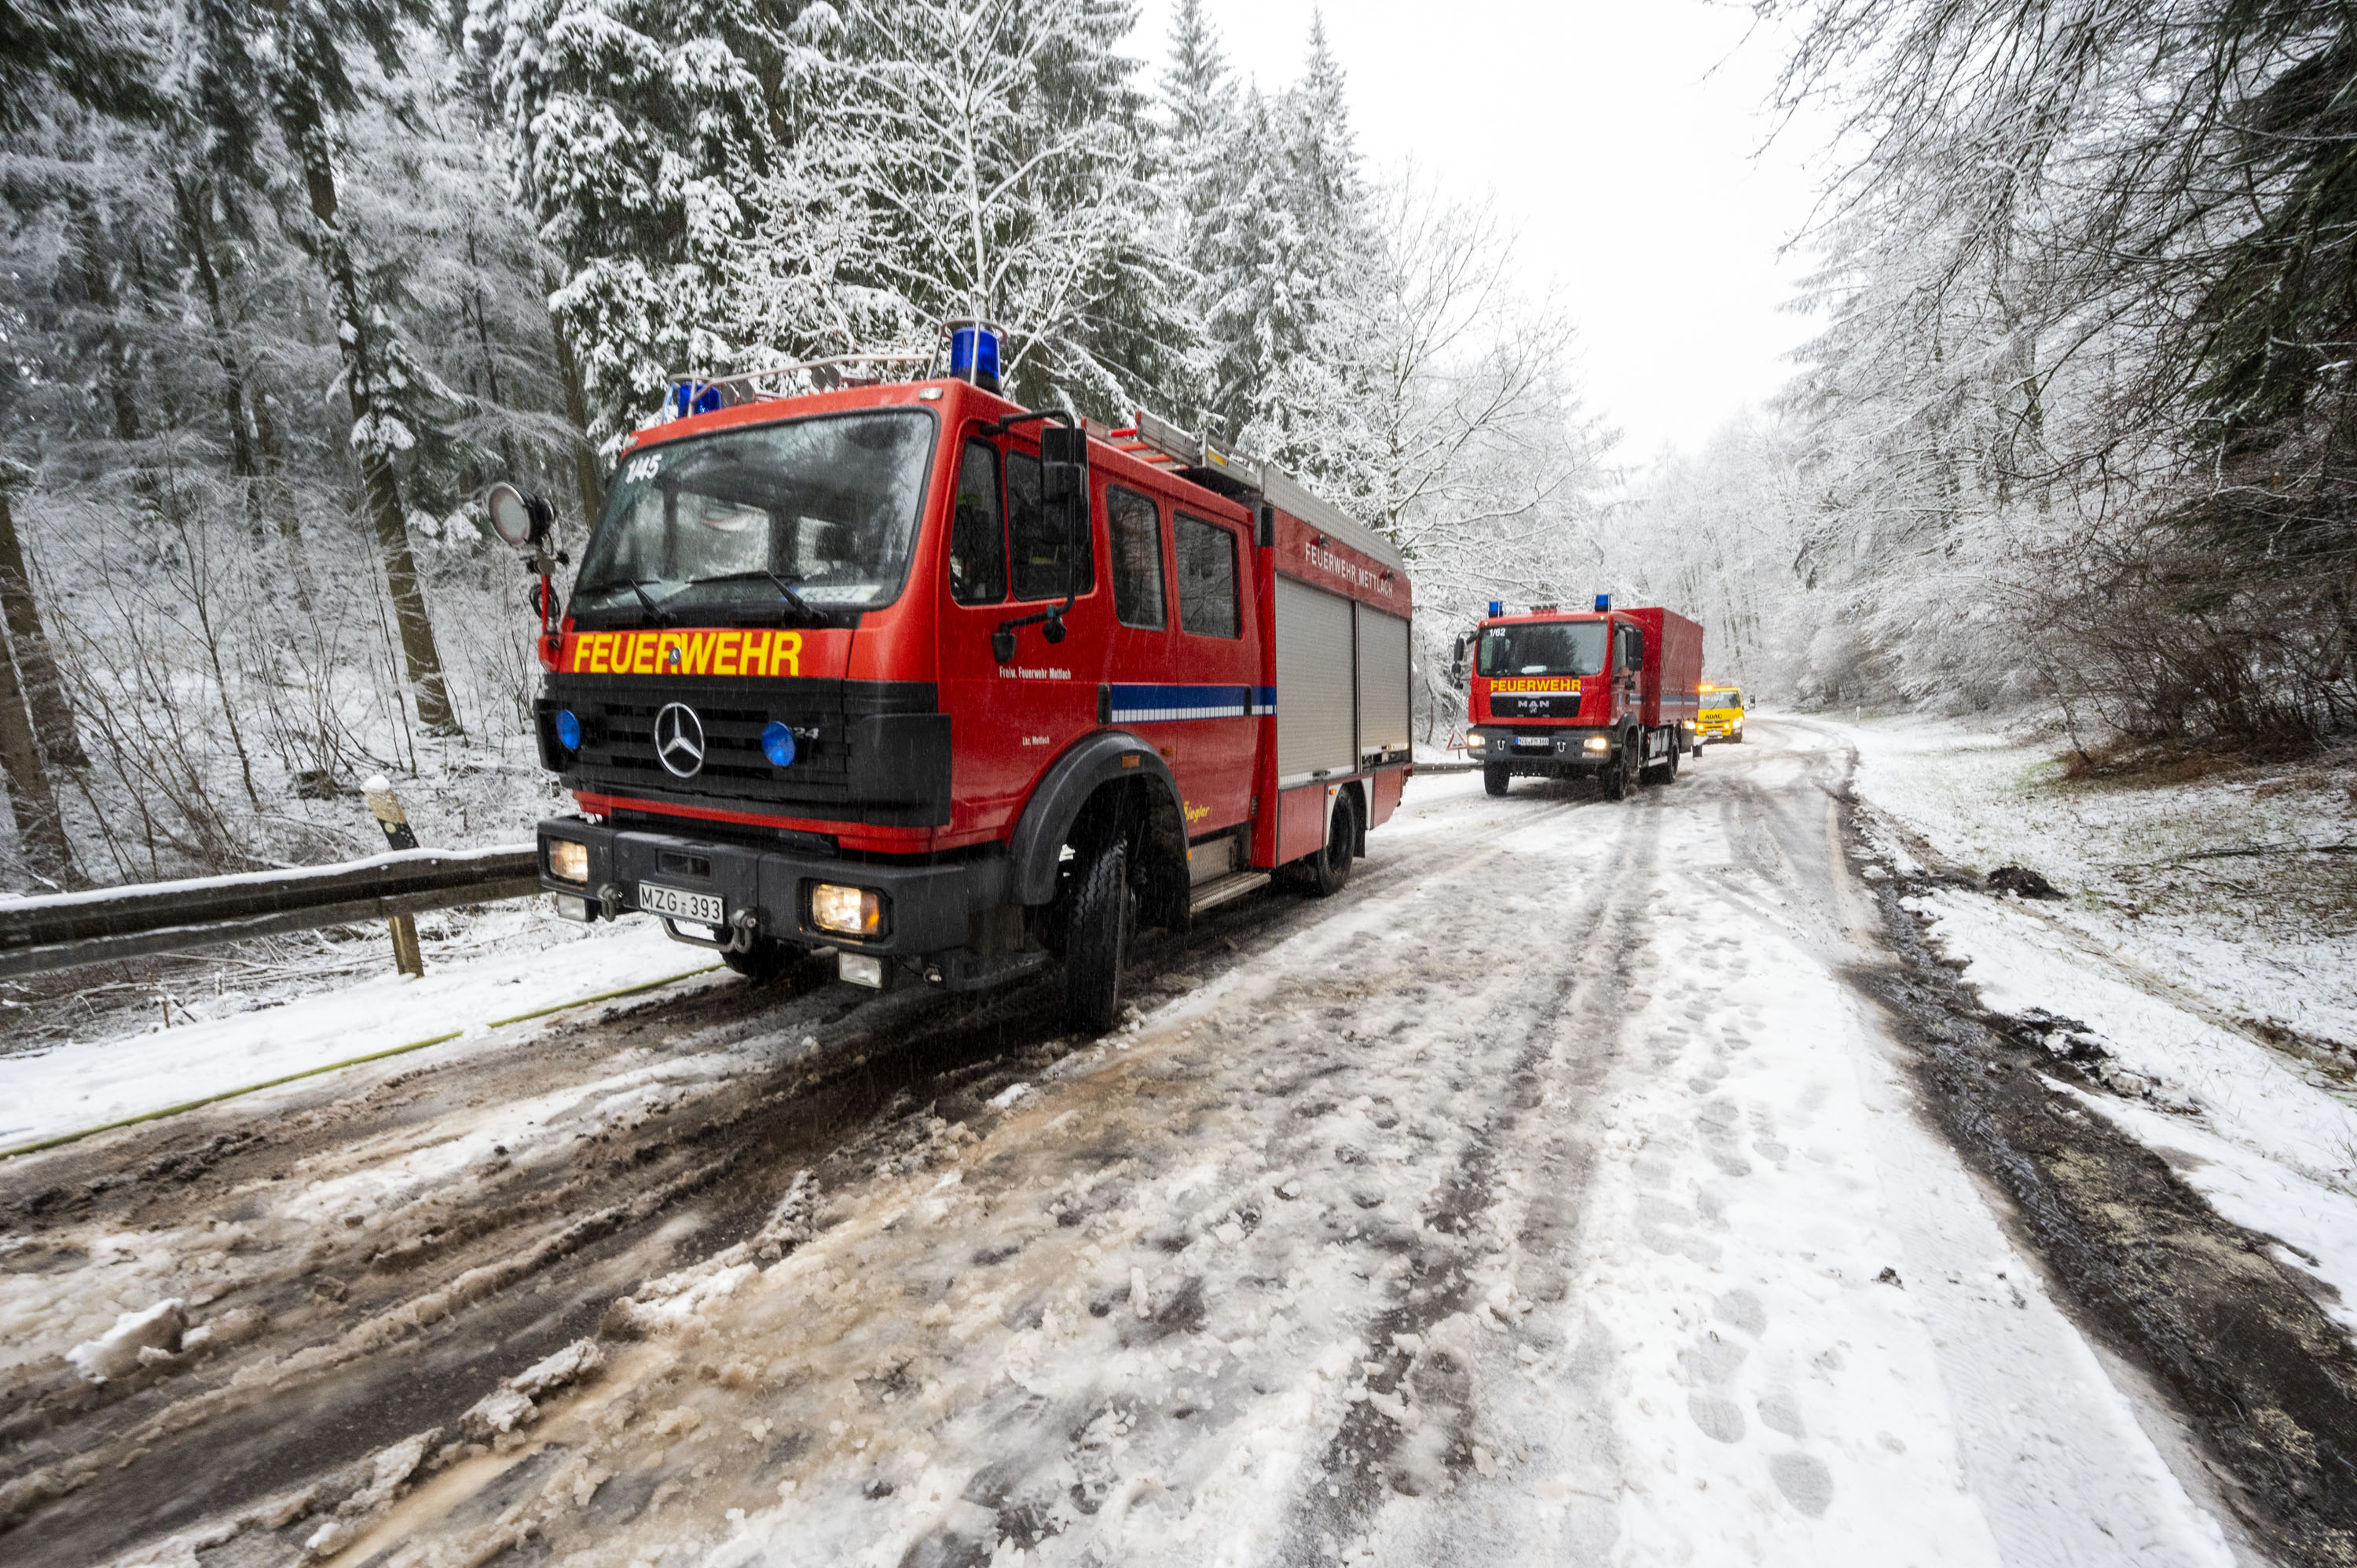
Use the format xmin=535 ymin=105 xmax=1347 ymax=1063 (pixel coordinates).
xmin=0 ymin=0 xmax=1610 ymax=898
xmin=1616 ymin=2 xmax=2357 ymax=767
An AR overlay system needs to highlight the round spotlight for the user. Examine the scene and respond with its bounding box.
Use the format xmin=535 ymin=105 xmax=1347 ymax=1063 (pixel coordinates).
xmin=554 ymin=709 xmax=583 ymax=750
xmin=761 ymin=721 xmax=797 ymax=768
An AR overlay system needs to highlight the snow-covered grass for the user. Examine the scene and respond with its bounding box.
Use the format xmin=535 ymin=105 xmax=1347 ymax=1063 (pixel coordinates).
xmin=1836 ymin=712 xmax=2356 ymax=1047
xmin=0 ymin=912 xmax=722 ymax=1154
xmin=1824 ymin=710 xmax=2357 ymax=1331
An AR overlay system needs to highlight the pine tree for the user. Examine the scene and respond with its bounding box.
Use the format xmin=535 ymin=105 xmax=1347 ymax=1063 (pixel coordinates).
xmin=1150 ymin=0 xmax=1233 ymax=430
xmin=472 ymin=0 xmax=793 ymax=441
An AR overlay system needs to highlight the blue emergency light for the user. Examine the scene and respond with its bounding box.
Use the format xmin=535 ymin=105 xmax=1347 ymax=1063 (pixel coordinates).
xmin=1594 ymin=593 xmax=1612 ymax=612
xmin=761 ymin=721 xmax=797 ymax=768
xmin=552 ymin=709 xmax=582 ymax=751
xmin=949 ymin=326 xmax=1000 ymax=388
xmin=671 ymin=380 xmax=723 ymax=418
xmin=1487 ymin=600 xmax=1504 ymax=617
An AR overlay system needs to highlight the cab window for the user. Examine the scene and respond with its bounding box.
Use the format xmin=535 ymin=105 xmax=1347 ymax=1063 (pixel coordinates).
xmin=948 ymin=441 xmax=1006 ymax=605
xmin=1175 ymin=514 xmax=1241 ymax=638
xmin=1106 ymin=486 xmax=1167 ymax=628
xmin=1008 ymin=450 xmax=1095 ymax=601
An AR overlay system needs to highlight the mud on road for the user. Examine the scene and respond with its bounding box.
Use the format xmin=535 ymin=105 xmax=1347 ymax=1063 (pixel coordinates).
xmin=1836 ymin=777 xmax=2357 ymax=1568
xmin=4 ymin=726 xmax=2354 ymax=1567
xmin=0 ymin=777 xmax=1620 ymax=1566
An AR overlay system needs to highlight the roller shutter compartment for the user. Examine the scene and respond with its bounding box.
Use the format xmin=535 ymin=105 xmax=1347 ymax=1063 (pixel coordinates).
xmin=1274 ymin=576 xmax=1356 ymax=782
xmin=1354 ymin=604 xmax=1410 ymax=760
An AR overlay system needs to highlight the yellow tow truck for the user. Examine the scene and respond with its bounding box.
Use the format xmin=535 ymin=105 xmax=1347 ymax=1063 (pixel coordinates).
xmin=1697 ymin=683 xmax=1746 ymax=743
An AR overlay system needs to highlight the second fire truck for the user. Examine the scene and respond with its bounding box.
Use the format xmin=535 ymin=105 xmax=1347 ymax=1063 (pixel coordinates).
xmin=1456 ymin=599 xmax=1703 ymax=797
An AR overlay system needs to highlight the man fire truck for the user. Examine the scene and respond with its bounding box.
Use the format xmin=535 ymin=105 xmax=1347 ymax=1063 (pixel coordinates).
xmin=1453 ymin=599 xmax=1703 ymax=797
xmin=483 ymin=325 xmax=1413 ymax=1035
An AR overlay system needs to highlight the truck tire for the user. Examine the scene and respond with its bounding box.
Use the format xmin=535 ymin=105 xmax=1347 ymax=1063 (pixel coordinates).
xmin=1600 ymin=736 xmax=1633 ymax=800
xmin=1483 ymin=763 xmax=1510 ymax=797
xmin=722 ymin=936 xmax=796 ymax=984
xmin=1062 ymin=837 xmax=1134 ymax=1035
xmin=1307 ymin=790 xmax=1358 ymax=897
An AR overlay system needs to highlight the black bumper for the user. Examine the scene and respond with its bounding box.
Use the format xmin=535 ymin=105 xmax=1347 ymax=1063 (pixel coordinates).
xmin=1469 ymin=728 xmax=1614 ymax=775
xmin=534 ymin=817 xmax=1008 ymax=957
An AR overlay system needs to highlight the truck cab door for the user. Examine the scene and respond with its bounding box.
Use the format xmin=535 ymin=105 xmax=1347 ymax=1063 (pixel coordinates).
xmin=1616 ymin=623 xmax=1644 ymax=718
xmin=937 ymin=436 xmax=1024 ymax=834
xmin=937 ymin=433 xmax=1101 ymax=838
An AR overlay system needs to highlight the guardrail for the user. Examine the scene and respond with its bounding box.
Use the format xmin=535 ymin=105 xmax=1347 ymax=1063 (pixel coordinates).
xmin=0 ymin=845 xmax=541 ymax=979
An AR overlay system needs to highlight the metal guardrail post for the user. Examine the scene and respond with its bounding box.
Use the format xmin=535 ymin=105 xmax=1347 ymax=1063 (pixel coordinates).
xmin=364 ymin=776 xmax=426 ymax=977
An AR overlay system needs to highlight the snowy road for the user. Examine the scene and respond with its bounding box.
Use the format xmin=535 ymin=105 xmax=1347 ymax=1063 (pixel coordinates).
xmin=2 ymin=724 xmax=2258 ymax=1566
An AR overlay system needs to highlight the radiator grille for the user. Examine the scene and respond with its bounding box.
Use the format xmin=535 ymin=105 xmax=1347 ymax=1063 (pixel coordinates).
xmin=539 ymin=676 xmax=934 ymax=822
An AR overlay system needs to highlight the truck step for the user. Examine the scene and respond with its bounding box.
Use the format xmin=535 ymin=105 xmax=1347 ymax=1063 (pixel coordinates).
xmin=1189 ymin=871 xmax=1272 ymax=916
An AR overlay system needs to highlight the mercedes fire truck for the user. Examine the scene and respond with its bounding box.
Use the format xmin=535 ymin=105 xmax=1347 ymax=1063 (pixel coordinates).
xmin=487 ymin=330 xmax=1414 ymax=1034
xmin=1455 ymin=599 xmax=1703 ymax=797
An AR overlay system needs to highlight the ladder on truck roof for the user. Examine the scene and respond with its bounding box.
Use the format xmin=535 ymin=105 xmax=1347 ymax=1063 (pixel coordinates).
xmin=1105 ymin=407 xmax=1407 ymax=574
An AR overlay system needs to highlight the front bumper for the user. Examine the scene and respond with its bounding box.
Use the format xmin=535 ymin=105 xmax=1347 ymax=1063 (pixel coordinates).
xmin=1465 ymin=727 xmax=1614 ymax=775
xmin=535 ymin=816 xmax=1008 ymax=958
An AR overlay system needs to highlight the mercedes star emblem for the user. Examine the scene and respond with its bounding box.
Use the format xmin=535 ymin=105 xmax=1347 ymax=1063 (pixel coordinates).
xmin=653 ymin=702 xmax=706 ymax=779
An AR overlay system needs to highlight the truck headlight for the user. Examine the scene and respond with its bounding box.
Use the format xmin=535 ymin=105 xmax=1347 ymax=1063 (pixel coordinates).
xmin=545 ymin=837 xmax=588 ymax=884
xmin=1464 ymin=729 xmax=1483 ymax=748
xmin=811 ymin=883 xmax=885 ymax=937
xmin=1584 ymin=736 xmax=1612 ymax=753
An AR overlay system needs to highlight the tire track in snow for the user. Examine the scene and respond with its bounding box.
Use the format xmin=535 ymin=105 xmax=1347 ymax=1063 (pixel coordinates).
xmin=214 ymin=779 xmax=1651 ymax=1568
xmin=0 ymin=776 xmax=1587 ymax=1565
xmin=1277 ymin=790 xmax=1656 ymax=1562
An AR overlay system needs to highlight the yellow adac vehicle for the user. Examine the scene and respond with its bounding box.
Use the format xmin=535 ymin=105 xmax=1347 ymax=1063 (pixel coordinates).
xmin=1696 ymin=683 xmax=1746 ymax=744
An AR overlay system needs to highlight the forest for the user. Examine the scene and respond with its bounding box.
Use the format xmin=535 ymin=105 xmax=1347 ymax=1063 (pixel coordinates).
xmin=2 ymin=0 xmax=2354 ymax=896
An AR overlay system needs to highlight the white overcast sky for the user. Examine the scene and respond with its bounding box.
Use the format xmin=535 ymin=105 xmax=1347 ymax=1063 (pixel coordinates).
xmin=1127 ymin=0 xmax=1834 ymax=467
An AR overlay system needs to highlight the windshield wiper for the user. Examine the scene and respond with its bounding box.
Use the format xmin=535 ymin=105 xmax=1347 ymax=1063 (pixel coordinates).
xmin=579 ymin=577 xmax=676 ymax=625
xmin=696 ymin=569 xmax=823 ymax=620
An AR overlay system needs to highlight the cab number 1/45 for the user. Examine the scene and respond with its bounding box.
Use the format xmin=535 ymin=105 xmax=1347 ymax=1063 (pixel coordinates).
xmin=639 ymin=882 xmax=723 ymax=925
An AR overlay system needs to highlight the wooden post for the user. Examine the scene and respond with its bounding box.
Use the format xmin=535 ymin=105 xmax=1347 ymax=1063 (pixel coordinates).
xmin=363 ymin=775 xmax=424 ymax=977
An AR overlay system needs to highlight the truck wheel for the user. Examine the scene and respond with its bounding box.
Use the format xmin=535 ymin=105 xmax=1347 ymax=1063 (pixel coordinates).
xmin=1307 ymin=791 xmax=1358 ymax=897
xmin=1601 ymin=738 xmax=1633 ymax=800
xmin=1062 ymin=837 xmax=1134 ymax=1035
xmin=723 ymin=936 xmax=795 ymax=984
xmin=1483 ymin=763 xmax=1510 ymax=797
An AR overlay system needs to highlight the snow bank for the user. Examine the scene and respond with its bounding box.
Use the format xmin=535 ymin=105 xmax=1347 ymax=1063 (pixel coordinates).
xmin=0 ymin=917 xmax=717 ymax=1153
xmin=1828 ymin=712 xmax=2357 ymax=1331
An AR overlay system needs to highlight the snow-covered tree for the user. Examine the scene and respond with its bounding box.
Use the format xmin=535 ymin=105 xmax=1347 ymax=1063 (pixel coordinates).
xmin=470 ymin=0 xmax=800 ymax=441
xmin=729 ymin=0 xmax=1184 ymax=418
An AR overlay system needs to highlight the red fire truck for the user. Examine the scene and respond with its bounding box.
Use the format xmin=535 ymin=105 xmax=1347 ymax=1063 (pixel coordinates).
xmin=1454 ymin=599 xmax=1703 ymax=797
xmin=486 ymin=332 xmax=1413 ymax=1033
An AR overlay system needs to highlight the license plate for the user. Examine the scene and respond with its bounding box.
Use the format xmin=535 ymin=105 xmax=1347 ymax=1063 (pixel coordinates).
xmin=1514 ymin=735 xmax=1549 ymax=748
xmin=638 ymin=881 xmax=723 ymax=924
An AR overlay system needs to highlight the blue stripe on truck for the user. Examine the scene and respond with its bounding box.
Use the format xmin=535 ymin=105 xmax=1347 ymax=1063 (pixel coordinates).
xmin=1107 ymin=684 xmax=1275 ymax=722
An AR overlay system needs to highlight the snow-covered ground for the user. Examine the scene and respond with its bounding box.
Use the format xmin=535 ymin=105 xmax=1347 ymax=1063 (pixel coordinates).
xmin=1825 ymin=712 xmax=2357 ymax=1332
xmin=16 ymin=720 xmax=2335 ymax=1566
xmin=0 ymin=913 xmax=721 ymax=1152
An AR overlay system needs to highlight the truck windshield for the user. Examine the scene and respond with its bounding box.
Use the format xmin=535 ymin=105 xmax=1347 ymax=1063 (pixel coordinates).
xmin=1477 ymin=621 xmax=1607 ymax=678
xmin=1703 ymin=690 xmax=1741 ymax=709
xmin=572 ymin=409 xmax=937 ymax=626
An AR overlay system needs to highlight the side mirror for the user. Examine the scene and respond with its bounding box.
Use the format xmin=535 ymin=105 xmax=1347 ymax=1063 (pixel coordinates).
xmin=1039 ymin=423 xmax=1087 ymax=506
xmin=486 ymin=482 xmax=553 ymax=550
xmin=1450 ymin=634 xmax=1469 ymax=688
